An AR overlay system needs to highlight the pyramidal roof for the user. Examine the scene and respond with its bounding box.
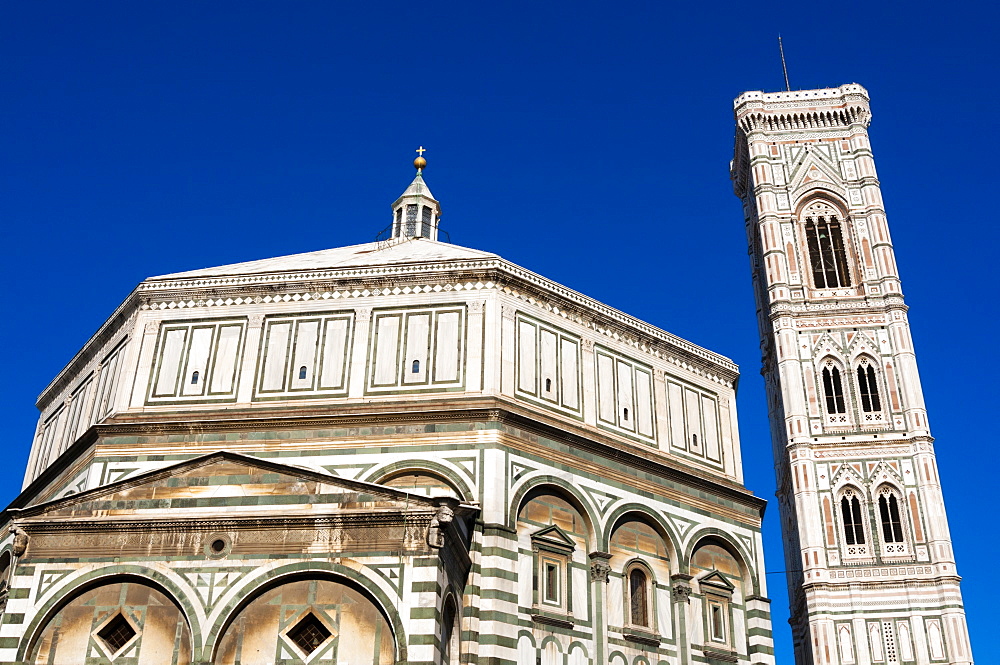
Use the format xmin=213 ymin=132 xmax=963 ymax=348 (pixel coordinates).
xmin=149 ymin=237 xmax=498 ymax=281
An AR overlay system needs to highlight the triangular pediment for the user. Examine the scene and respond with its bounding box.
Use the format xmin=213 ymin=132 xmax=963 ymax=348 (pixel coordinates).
xmin=530 ymin=524 xmax=576 ymax=550
xmin=813 ymin=332 xmax=844 ymax=356
xmin=788 ymin=151 xmax=847 ymax=202
xmin=788 ymin=149 xmax=839 ymax=187
xmin=17 ymin=452 xmax=441 ymax=522
xmin=699 ymin=570 xmax=736 ymax=591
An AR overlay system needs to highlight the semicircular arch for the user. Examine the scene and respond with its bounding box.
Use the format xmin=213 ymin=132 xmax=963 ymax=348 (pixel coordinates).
xmin=16 ymin=566 xmax=200 ymax=663
xmin=364 ymin=459 xmax=473 ymax=501
xmin=601 ymin=503 xmax=681 ymax=558
xmin=508 ymin=475 xmax=600 ymax=550
xmin=683 ymin=528 xmax=760 ymax=596
xmin=206 ymin=561 xmax=407 ymax=663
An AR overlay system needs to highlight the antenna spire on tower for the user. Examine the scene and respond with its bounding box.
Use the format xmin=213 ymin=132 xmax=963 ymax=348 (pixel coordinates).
xmin=778 ymin=35 xmax=791 ymax=91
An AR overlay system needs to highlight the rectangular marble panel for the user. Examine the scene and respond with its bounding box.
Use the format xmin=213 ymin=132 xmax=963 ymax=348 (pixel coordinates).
xmin=366 ymin=304 xmax=466 ymax=393
xmin=261 ymin=322 xmax=292 ymax=392
xmin=616 ymin=359 xmax=634 ymax=431
xmin=596 ymin=346 xmax=656 ymax=442
xmin=685 ymin=387 xmax=702 ymax=453
xmin=181 ymin=327 xmax=214 ymax=396
xmin=702 ymin=394 xmax=721 ymax=461
xmin=403 ymin=313 xmax=430 ymax=385
xmin=253 ymin=312 xmax=353 ymax=400
xmin=597 ymin=352 xmax=616 ymax=424
xmin=560 ymin=338 xmax=579 ymax=409
xmin=290 ymin=320 xmax=320 ymax=390
xmin=147 ymin=319 xmax=245 ymax=403
xmin=517 ymin=320 xmax=537 ymax=394
xmin=210 ymin=325 xmax=243 ymax=394
xmin=95 ymin=342 xmax=125 ymax=418
xmin=154 ymin=328 xmax=187 ymax=396
xmin=319 ymin=317 xmax=350 ymax=390
xmin=540 ymin=329 xmax=558 ymax=403
xmin=635 ymin=369 xmax=654 ymax=438
xmin=433 ymin=310 xmax=461 ymax=383
xmin=372 ymin=315 xmax=401 ymax=387
xmin=668 ymin=381 xmax=685 ymax=450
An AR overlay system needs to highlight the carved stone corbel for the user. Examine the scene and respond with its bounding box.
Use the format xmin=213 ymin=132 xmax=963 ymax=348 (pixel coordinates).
xmin=11 ymin=527 xmax=28 ymax=558
xmin=588 ymin=551 xmax=612 ymax=583
xmin=671 ymin=573 xmax=693 ymax=603
xmin=427 ymin=497 xmax=459 ymax=549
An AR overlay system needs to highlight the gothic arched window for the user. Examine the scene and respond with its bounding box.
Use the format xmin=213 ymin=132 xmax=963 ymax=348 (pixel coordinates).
xmin=628 ymin=567 xmax=650 ymax=628
xmin=822 ymin=363 xmax=846 ymax=414
xmin=802 ymin=201 xmax=851 ymax=289
xmin=878 ymin=490 xmax=904 ymax=543
xmin=840 ymin=490 xmax=865 ymax=545
xmin=856 ymin=359 xmax=881 ymax=412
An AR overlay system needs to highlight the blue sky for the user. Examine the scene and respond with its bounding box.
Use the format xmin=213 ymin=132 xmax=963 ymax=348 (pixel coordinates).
xmin=2 ymin=2 xmax=997 ymax=661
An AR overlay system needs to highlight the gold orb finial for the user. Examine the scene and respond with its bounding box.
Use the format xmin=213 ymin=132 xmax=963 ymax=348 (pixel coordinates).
xmin=414 ymin=146 xmax=427 ymax=171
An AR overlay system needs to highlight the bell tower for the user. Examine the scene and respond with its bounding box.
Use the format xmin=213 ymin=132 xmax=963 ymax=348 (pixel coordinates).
xmin=731 ymin=85 xmax=973 ymax=664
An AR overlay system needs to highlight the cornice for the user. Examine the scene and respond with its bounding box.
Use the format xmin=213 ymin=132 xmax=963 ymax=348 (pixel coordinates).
xmin=767 ymin=297 xmax=908 ymax=323
xmin=17 ymin=513 xmax=436 ymax=533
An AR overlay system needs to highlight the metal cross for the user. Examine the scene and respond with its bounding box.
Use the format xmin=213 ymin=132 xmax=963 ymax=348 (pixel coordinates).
xmin=415 ymin=146 xmax=426 ymax=157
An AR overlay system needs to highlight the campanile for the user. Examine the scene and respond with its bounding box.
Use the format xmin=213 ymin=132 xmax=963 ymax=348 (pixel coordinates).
xmin=732 ymin=84 xmax=972 ymax=665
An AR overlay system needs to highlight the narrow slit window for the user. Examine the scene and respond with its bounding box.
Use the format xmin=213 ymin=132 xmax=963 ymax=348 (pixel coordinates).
xmin=840 ymin=493 xmax=866 ymax=545
xmin=692 ymin=433 xmax=698 ymax=447
xmin=857 ymin=362 xmax=882 ymax=412
xmin=822 ymin=366 xmax=846 ymax=414
xmin=623 ymin=407 xmax=629 ymax=421
xmin=405 ymin=204 xmax=418 ymax=236
xmin=804 ymin=212 xmax=851 ymax=289
xmin=191 ymin=371 xmax=200 ymax=385
xmin=299 ymin=366 xmax=307 ymax=380
xmin=629 ymin=568 xmax=649 ymax=627
xmin=412 ymin=359 xmax=420 ymax=373
xmin=879 ymin=493 xmax=904 ymax=543
xmin=545 ymin=378 xmax=552 ymax=392
xmin=710 ymin=603 xmax=726 ymax=641
xmin=544 ymin=562 xmax=559 ymax=603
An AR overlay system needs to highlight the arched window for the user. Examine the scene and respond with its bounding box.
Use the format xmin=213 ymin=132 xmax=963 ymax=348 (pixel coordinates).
xmin=623 ymin=407 xmax=629 ymax=421
xmin=544 ymin=378 xmax=552 ymax=392
xmin=856 ymin=359 xmax=881 ymax=412
xmin=840 ymin=490 xmax=865 ymax=545
xmin=609 ymin=517 xmax=670 ymax=632
xmin=878 ymin=490 xmax=904 ymax=543
xmin=822 ymin=363 xmax=846 ymax=414
xmin=441 ymin=596 xmax=459 ymax=665
xmin=412 ymin=359 xmax=420 ymax=374
xmin=802 ymin=200 xmax=851 ymax=289
xmin=190 ymin=371 xmax=199 ymax=385
xmin=299 ymin=366 xmax=308 ymax=380
xmin=628 ymin=567 xmax=649 ymax=627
